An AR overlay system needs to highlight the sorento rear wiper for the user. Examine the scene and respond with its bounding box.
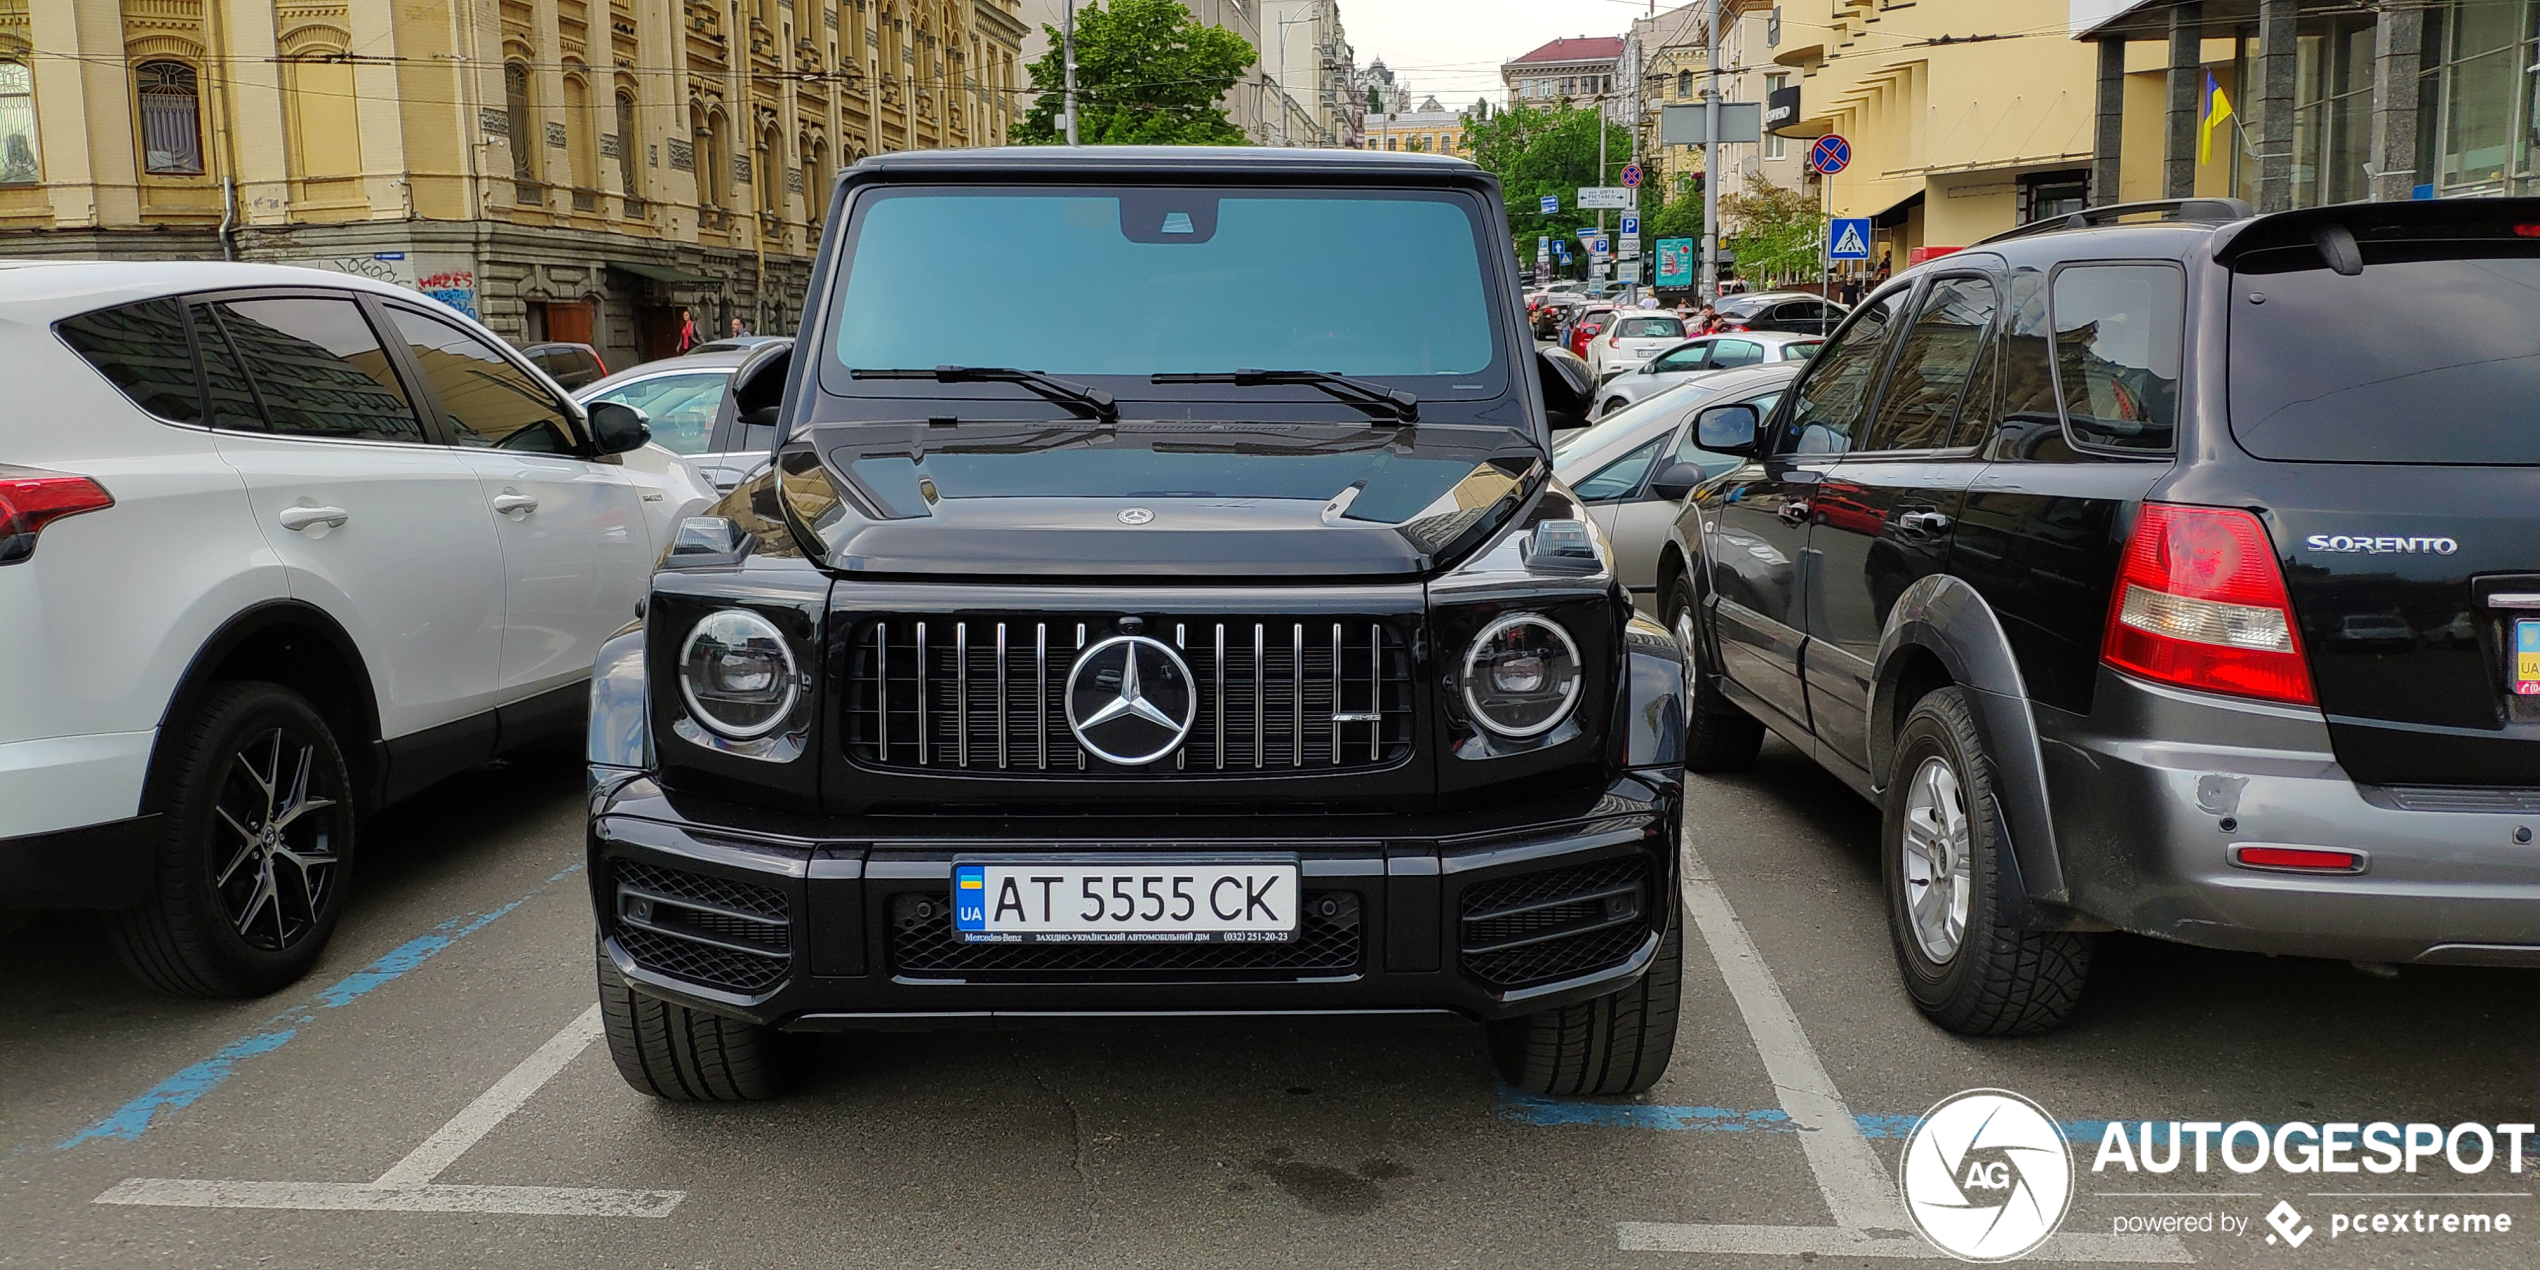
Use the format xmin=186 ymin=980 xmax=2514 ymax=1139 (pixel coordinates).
xmin=852 ymin=366 xmax=1118 ymax=424
xmin=1151 ymin=370 xmax=1419 ymax=424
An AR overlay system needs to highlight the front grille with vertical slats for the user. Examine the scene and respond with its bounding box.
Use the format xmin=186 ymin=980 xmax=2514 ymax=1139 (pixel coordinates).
xmin=845 ymin=616 xmax=1415 ymax=774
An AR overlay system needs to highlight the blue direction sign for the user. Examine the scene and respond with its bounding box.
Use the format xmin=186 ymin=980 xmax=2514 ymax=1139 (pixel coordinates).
xmin=1827 ymin=217 xmax=1874 ymax=261
xmin=1540 ymin=194 xmax=1561 ymax=214
xmin=1809 ymin=133 xmax=1852 ymax=175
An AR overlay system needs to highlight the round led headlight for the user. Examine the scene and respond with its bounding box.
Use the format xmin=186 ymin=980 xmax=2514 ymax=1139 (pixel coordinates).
xmin=1460 ymin=613 xmax=1582 ymax=739
xmin=679 ymin=609 xmax=799 ymax=740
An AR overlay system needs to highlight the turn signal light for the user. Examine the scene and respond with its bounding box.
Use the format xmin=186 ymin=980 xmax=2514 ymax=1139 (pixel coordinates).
xmin=2102 ymin=503 xmax=2316 ymax=705
xmin=0 ymin=464 xmax=114 ymax=566
xmin=2232 ymin=845 xmax=2366 ymax=873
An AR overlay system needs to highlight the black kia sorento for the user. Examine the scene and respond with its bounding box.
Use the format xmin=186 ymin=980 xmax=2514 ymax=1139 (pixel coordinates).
xmin=1659 ymin=196 xmax=2540 ymax=1036
xmin=584 ymin=147 xmax=1691 ymax=1100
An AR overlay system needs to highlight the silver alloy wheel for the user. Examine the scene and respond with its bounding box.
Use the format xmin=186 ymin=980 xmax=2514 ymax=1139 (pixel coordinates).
xmin=1900 ymin=754 xmax=1972 ymax=964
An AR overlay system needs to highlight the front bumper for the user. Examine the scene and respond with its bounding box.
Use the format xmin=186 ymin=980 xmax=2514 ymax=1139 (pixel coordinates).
xmin=2039 ymin=669 xmax=2540 ymax=965
xmin=588 ymin=770 xmax=1682 ymax=1029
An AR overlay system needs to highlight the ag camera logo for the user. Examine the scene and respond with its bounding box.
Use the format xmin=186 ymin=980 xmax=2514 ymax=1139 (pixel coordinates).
xmin=1901 ymin=1089 xmax=2075 ymax=1261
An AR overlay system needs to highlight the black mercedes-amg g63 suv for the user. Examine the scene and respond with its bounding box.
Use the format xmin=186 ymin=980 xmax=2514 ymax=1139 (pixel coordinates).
xmin=584 ymin=147 xmax=1692 ymax=1101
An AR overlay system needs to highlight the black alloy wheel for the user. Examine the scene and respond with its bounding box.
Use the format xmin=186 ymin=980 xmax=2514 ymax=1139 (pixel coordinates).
xmin=210 ymin=725 xmax=346 ymax=952
xmin=111 ymin=682 xmax=356 ymax=997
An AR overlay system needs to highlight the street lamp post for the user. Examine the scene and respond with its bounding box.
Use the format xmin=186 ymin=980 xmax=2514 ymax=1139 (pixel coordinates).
xmin=1062 ymin=0 xmax=1079 ymax=145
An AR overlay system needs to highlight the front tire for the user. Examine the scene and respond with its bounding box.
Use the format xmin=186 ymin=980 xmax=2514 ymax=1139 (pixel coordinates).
xmin=598 ymin=953 xmax=809 ymax=1100
xmin=1487 ymin=918 xmax=1682 ymax=1096
xmin=1664 ymin=576 xmax=1764 ymax=772
xmin=1883 ymin=687 xmax=2093 ymax=1036
xmin=110 ymin=682 xmax=354 ymax=997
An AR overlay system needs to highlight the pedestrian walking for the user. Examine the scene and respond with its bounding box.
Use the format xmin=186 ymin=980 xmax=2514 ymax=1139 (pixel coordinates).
xmin=674 ymin=307 xmax=698 ymax=353
xmin=729 ymin=316 xmax=752 ymax=339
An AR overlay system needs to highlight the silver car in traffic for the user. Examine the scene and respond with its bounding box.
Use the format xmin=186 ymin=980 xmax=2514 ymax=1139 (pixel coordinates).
xmin=1553 ymin=363 xmax=1802 ymax=615
xmin=1591 ymin=330 xmax=1822 ymax=419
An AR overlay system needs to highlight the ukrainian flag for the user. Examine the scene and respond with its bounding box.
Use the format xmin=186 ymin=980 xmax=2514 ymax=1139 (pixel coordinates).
xmin=2199 ymin=71 xmax=2234 ymax=166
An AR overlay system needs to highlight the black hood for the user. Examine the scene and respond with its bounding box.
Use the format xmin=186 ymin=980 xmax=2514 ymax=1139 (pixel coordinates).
xmin=778 ymin=419 xmax=1544 ymax=579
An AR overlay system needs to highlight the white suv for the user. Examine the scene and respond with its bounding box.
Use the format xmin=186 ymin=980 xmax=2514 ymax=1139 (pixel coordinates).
xmin=0 ymin=261 xmax=702 ymax=997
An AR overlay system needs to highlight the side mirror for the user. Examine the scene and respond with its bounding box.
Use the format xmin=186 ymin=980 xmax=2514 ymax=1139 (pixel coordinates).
xmin=588 ymin=401 xmax=651 ymax=455
xmin=1537 ymin=347 xmax=1592 ymax=433
xmin=1648 ymin=461 xmax=1708 ymax=502
xmin=1693 ymin=403 xmax=1760 ymax=456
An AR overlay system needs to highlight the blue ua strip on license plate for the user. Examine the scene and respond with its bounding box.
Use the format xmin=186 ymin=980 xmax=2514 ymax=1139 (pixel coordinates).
xmin=2516 ymin=619 xmax=2539 ymax=696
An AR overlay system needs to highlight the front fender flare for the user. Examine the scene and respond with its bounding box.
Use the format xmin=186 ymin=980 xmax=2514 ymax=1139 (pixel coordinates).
xmin=1868 ymin=574 xmax=2068 ymax=906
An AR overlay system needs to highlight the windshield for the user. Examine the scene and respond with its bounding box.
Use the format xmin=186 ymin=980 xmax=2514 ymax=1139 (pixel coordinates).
xmin=2229 ymin=247 xmax=2540 ymax=465
xmin=826 ymin=188 xmax=1502 ymax=387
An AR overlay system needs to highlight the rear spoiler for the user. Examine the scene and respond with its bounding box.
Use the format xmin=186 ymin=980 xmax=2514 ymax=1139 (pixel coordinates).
xmin=2211 ymin=197 xmax=2540 ymax=269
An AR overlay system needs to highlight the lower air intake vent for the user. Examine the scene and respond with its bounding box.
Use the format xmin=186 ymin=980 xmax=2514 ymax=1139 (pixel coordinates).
xmin=1459 ymin=855 xmax=1650 ymax=990
xmin=613 ymin=860 xmax=792 ymax=995
xmin=889 ymin=890 xmax=1362 ymax=979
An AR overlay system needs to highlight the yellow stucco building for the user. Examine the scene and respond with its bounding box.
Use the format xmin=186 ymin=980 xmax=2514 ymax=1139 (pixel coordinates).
xmin=0 ymin=0 xmax=1026 ymax=363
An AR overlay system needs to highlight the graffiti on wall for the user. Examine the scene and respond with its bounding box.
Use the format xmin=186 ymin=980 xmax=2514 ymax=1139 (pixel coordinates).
xmin=295 ymin=254 xmax=480 ymax=321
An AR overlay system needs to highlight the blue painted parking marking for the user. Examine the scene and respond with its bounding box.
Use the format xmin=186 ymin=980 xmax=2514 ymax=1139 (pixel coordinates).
xmin=1498 ymin=1084 xmax=2122 ymax=1143
xmin=50 ymin=862 xmax=585 ymax=1152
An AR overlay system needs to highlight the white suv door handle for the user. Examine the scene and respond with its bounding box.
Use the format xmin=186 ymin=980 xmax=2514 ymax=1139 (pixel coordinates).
xmin=491 ymin=492 xmax=540 ymax=517
xmin=278 ymin=505 xmax=350 ymax=533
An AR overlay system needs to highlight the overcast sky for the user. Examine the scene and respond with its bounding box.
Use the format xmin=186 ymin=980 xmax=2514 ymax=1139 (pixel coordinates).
xmin=1335 ymin=0 xmax=1657 ymax=106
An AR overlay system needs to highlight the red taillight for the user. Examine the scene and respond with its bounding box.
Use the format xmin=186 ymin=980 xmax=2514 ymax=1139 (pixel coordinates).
xmin=593 ymin=353 xmax=609 ymax=376
xmin=2232 ymin=845 xmax=2365 ymax=873
xmin=1607 ymin=328 xmax=1624 ymax=346
xmin=0 ymin=465 xmax=115 ymax=566
xmin=2102 ymin=503 xmax=2315 ymax=705
xmin=2513 ymin=224 xmax=2540 ymax=238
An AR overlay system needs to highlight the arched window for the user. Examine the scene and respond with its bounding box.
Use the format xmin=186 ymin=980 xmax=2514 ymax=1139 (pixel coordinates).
xmin=0 ymin=60 xmax=38 ymax=186
xmin=1677 ymin=70 xmax=1693 ymax=98
xmin=699 ymin=109 xmax=728 ymax=209
xmin=563 ymin=73 xmax=597 ymax=210
xmin=504 ymin=62 xmax=536 ymax=188
xmin=137 ymin=61 xmax=202 ymax=175
xmin=756 ymin=124 xmax=780 ymax=216
xmin=614 ymin=91 xmax=641 ymax=204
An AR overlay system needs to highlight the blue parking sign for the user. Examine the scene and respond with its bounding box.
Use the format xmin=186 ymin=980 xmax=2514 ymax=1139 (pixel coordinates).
xmin=1620 ymin=215 xmax=1640 ymax=237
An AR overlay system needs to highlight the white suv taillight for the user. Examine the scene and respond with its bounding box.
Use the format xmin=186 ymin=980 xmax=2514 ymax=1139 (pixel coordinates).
xmin=2101 ymin=503 xmax=2315 ymax=705
xmin=0 ymin=464 xmax=114 ymax=566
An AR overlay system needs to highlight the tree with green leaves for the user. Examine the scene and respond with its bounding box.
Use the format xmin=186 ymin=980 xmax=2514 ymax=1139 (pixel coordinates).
xmin=1014 ymin=0 xmax=1254 ymax=146
xmin=1643 ymin=170 xmax=1705 ymax=244
xmin=1462 ymin=102 xmax=1635 ymax=264
xmin=1367 ymin=85 xmax=1385 ymax=116
xmin=1720 ymin=176 xmax=1825 ymax=286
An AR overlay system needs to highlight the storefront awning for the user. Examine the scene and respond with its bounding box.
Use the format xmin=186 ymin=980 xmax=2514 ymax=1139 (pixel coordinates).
xmin=1871 ymin=190 xmax=1925 ymax=229
xmin=608 ymin=260 xmax=719 ymax=285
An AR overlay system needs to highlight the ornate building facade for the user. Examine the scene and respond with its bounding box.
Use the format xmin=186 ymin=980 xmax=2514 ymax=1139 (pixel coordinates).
xmin=0 ymin=0 xmax=1028 ymax=364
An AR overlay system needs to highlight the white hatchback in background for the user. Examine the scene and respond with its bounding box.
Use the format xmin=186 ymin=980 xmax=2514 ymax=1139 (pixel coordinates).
xmin=0 ymin=260 xmax=673 ymax=998
xmin=1590 ymin=330 xmax=1826 ymax=418
xmin=1586 ymin=310 xmax=1690 ymax=382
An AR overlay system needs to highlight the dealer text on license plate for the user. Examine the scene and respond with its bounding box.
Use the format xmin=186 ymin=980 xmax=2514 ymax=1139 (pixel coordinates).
xmin=953 ymin=861 xmax=1298 ymax=943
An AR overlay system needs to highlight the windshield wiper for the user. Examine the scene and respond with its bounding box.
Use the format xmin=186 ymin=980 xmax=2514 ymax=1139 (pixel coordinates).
xmin=1151 ymin=370 xmax=1419 ymax=424
xmin=851 ymin=366 xmax=1118 ymax=424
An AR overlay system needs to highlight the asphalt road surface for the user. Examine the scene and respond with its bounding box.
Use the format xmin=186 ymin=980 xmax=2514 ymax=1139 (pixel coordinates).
xmin=5 ymin=741 xmax=2535 ymax=1269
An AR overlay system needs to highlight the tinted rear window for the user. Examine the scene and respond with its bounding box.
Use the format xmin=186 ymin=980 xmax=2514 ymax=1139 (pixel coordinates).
xmin=2229 ymin=247 xmax=2540 ymax=465
xmin=1614 ymin=316 xmax=1686 ymax=339
xmin=56 ymin=298 xmax=201 ymax=423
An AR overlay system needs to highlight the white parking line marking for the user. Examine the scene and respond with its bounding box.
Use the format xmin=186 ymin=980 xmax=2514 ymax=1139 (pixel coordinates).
xmin=95 ymin=1005 xmax=684 ymax=1218
xmin=1617 ymin=840 xmax=2190 ymax=1262
xmin=1674 ymin=854 xmax=1902 ymax=1231
xmin=93 ymin=1179 xmax=684 ymax=1218
xmin=374 ymin=1005 xmax=603 ymax=1187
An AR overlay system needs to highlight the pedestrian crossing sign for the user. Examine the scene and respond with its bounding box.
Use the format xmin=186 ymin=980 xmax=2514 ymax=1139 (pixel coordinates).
xmin=1828 ymin=217 xmax=1873 ymax=261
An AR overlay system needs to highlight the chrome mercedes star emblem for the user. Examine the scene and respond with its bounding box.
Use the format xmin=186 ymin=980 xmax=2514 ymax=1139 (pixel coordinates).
xmin=1117 ymin=507 xmax=1154 ymax=525
xmin=1064 ymin=634 xmax=1197 ymax=766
